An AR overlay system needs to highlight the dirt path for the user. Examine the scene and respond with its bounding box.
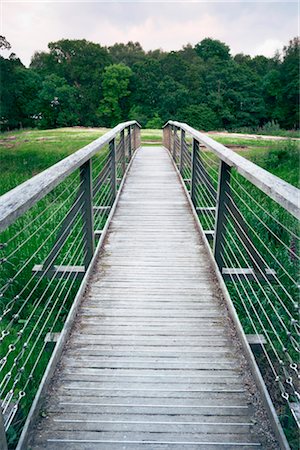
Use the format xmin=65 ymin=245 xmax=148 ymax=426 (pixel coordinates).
xmin=208 ymin=131 xmax=300 ymax=141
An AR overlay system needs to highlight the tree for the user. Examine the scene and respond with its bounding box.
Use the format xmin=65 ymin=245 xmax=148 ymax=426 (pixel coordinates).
xmin=0 ymin=36 xmax=11 ymax=50
xmin=278 ymin=38 xmax=299 ymax=128
xmin=1 ymin=36 xmax=299 ymax=132
xmin=37 ymin=74 xmax=79 ymax=129
xmin=157 ymin=76 xmax=189 ymax=122
xmin=31 ymin=39 xmax=111 ymax=125
xmin=130 ymin=59 xmax=162 ymax=122
xmin=0 ymin=55 xmax=41 ymax=130
xmin=146 ymin=113 xmax=163 ymax=129
xmin=179 ymin=104 xmax=221 ymax=131
xmin=195 ymin=38 xmax=231 ymax=61
xmin=97 ymin=64 xmax=132 ymax=127
xmin=262 ymin=69 xmax=283 ymax=122
xmin=108 ymin=41 xmax=145 ymax=67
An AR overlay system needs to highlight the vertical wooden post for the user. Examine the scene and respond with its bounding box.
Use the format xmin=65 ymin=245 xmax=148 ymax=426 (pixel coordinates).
xmin=133 ymin=125 xmax=137 ymax=151
xmin=168 ymin=125 xmax=171 ymax=151
xmin=190 ymin=138 xmax=199 ymax=205
xmin=110 ymin=138 xmax=117 ymax=204
xmin=120 ymin=129 xmax=126 ymax=176
xmin=163 ymin=126 xmax=167 ymax=148
xmin=172 ymin=126 xmax=177 ymax=161
xmin=128 ymin=127 xmax=132 ymax=160
xmin=80 ymin=159 xmax=95 ymax=268
xmin=179 ymin=129 xmax=185 ymax=174
xmin=137 ymin=124 xmax=141 ymax=148
xmin=214 ymin=160 xmax=231 ymax=269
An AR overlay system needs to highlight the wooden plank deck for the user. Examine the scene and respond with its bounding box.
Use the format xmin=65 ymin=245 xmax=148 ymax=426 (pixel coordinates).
xmin=29 ymin=146 xmax=269 ymax=449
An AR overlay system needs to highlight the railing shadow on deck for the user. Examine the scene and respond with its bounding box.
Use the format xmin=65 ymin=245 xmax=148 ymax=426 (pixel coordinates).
xmin=164 ymin=120 xmax=299 ymax=450
xmin=0 ymin=121 xmax=141 ymax=449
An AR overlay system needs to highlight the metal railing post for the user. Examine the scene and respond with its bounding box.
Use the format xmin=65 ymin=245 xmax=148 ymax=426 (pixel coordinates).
xmin=0 ymin=407 xmax=8 ymax=450
xmin=128 ymin=127 xmax=132 ymax=160
xmin=179 ymin=129 xmax=185 ymax=174
xmin=120 ymin=129 xmax=126 ymax=175
xmin=213 ymin=160 xmax=231 ymax=269
xmin=190 ymin=138 xmax=199 ymax=204
xmin=110 ymin=138 xmax=117 ymax=204
xmin=80 ymin=159 xmax=95 ymax=268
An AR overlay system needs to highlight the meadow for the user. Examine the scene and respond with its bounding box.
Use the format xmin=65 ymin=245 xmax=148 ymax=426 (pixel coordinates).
xmin=1 ymin=127 xmax=299 ymax=194
xmin=0 ymin=127 xmax=299 ymax=448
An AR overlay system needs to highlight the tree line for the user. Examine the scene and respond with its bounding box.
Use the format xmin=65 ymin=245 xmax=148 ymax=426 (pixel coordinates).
xmin=1 ymin=36 xmax=299 ymax=131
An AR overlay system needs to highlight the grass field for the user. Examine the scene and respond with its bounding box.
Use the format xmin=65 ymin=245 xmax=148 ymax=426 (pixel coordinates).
xmin=0 ymin=127 xmax=299 ymax=448
xmin=1 ymin=127 xmax=298 ymax=194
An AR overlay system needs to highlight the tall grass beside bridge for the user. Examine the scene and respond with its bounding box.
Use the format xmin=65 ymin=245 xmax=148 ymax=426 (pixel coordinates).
xmin=179 ymin=137 xmax=299 ymax=449
xmin=0 ymin=128 xmax=299 ymax=448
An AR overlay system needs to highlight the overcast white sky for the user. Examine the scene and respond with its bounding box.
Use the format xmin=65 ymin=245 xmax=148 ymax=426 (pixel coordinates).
xmin=1 ymin=0 xmax=298 ymax=66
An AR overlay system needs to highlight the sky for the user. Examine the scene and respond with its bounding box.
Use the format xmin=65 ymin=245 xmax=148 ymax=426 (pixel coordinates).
xmin=1 ymin=0 xmax=298 ymax=67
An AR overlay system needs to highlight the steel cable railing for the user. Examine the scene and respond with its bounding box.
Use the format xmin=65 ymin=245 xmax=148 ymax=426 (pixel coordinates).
xmin=164 ymin=120 xmax=299 ymax=450
xmin=0 ymin=121 xmax=141 ymax=449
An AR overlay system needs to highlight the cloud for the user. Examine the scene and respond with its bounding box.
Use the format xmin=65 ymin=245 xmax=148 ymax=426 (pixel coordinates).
xmin=1 ymin=1 xmax=298 ymax=66
xmin=254 ymin=38 xmax=285 ymax=57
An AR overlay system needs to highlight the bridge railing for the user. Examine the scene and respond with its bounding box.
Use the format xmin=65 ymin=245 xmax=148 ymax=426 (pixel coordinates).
xmin=164 ymin=120 xmax=299 ymax=446
xmin=0 ymin=121 xmax=141 ymax=449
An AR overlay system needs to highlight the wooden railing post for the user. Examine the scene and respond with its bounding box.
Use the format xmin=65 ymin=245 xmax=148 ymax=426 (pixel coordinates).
xmin=110 ymin=138 xmax=117 ymax=204
xmin=213 ymin=160 xmax=231 ymax=269
xmin=120 ymin=129 xmax=126 ymax=175
xmin=191 ymin=138 xmax=199 ymax=204
xmin=133 ymin=125 xmax=137 ymax=151
xmin=80 ymin=159 xmax=95 ymax=268
xmin=179 ymin=129 xmax=185 ymax=174
xmin=172 ymin=126 xmax=177 ymax=160
xmin=128 ymin=127 xmax=132 ymax=160
xmin=168 ymin=125 xmax=172 ymax=151
xmin=0 ymin=407 xmax=8 ymax=450
xmin=137 ymin=124 xmax=141 ymax=148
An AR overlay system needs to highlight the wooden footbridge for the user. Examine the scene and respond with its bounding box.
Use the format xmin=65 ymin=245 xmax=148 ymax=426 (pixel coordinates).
xmin=0 ymin=122 xmax=299 ymax=449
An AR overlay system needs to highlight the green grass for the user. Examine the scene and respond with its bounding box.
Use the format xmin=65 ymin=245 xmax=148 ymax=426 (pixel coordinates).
xmin=187 ymin=140 xmax=299 ymax=449
xmin=0 ymin=127 xmax=299 ymax=449
xmin=0 ymin=128 xmax=107 ymax=194
xmin=229 ymin=126 xmax=300 ymax=139
xmin=211 ymin=136 xmax=300 ymax=188
xmin=0 ymin=127 xmax=164 ymax=195
xmin=0 ymin=128 xmax=120 ymax=448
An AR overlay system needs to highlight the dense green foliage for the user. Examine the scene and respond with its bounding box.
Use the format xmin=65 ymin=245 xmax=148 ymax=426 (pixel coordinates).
xmin=1 ymin=37 xmax=299 ymax=131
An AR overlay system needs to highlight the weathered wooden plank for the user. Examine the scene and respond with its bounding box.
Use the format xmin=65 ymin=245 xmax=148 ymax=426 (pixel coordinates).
xmin=42 ymin=420 xmax=254 ymax=434
xmin=59 ymin=375 xmax=244 ymax=387
xmin=31 ymin=443 xmax=262 ymax=450
xmin=28 ymin=147 xmax=270 ymax=450
xmin=57 ymin=385 xmax=246 ymax=396
xmin=32 ymin=264 xmax=85 ymax=280
xmin=46 ymin=404 xmax=251 ymax=417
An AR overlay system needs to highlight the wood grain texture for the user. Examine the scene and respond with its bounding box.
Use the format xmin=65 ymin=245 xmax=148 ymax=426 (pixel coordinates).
xmin=29 ymin=147 xmax=268 ymax=449
xmin=167 ymin=121 xmax=300 ymax=219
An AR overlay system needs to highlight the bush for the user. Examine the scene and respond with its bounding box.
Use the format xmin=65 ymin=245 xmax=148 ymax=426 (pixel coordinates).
xmin=179 ymin=104 xmax=221 ymax=131
xmin=145 ymin=113 xmax=163 ymax=129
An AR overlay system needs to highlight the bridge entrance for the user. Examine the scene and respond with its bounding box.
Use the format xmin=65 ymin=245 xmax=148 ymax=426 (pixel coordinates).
xmin=28 ymin=146 xmax=272 ymax=449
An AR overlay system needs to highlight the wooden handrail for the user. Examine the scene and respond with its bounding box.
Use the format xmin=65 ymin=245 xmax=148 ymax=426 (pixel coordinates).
xmin=0 ymin=121 xmax=141 ymax=232
xmin=165 ymin=121 xmax=299 ymax=219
